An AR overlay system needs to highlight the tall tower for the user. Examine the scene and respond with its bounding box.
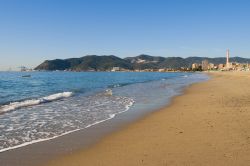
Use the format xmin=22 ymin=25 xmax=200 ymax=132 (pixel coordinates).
xmin=226 ymin=49 xmax=230 ymax=69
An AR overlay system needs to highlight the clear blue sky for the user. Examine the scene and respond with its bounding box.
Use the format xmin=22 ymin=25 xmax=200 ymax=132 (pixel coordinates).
xmin=0 ymin=0 xmax=250 ymax=70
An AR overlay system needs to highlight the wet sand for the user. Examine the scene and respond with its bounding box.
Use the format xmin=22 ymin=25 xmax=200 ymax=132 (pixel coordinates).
xmin=45 ymin=72 xmax=250 ymax=166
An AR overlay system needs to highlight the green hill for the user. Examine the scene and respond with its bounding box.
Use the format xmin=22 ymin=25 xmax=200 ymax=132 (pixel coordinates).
xmin=35 ymin=55 xmax=250 ymax=71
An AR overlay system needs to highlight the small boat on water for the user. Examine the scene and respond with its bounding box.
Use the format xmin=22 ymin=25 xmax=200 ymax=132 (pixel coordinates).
xmin=21 ymin=75 xmax=31 ymax=78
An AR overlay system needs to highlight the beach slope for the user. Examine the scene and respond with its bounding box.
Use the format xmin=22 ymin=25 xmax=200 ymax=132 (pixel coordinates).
xmin=46 ymin=72 xmax=250 ymax=166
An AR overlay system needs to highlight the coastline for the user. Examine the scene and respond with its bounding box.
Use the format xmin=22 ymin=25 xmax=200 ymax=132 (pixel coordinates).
xmin=0 ymin=73 xmax=206 ymax=166
xmin=45 ymin=71 xmax=250 ymax=166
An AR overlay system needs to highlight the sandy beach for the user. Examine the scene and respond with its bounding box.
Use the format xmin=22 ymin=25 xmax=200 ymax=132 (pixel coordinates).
xmin=44 ymin=72 xmax=250 ymax=166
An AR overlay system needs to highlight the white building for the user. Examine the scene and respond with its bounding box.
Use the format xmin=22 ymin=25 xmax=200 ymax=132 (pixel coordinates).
xmin=111 ymin=67 xmax=120 ymax=72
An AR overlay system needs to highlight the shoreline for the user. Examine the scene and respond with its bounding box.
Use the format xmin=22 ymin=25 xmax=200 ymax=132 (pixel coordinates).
xmin=0 ymin=100 xmax=152 ymax=166
xmin=44 ymin=71 xmax=250 ymax=166
xmin=0 ymin=74 xmax=205 ymax=166
xmin=0 ymin=97 xmax=133 ymax=154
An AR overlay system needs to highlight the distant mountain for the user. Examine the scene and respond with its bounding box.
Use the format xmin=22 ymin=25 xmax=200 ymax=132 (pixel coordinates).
xmin=35 ymin=55 xmax=250 ymax=71
xmin=35 ymin=55 xmax=132 ymax=71
xmin=125 ymin=54 xmax=165 ymax=69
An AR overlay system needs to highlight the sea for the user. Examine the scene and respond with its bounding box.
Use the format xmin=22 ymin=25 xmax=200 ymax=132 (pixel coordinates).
xmin=0 ymin=71 xmax=208 ymax=153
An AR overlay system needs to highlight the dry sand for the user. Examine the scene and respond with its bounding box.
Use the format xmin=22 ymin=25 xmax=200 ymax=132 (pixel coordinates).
xmin=45 ymin=72 xmax=250 ymax=166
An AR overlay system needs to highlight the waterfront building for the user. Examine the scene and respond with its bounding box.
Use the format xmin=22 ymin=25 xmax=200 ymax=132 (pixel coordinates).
xmin=226 ymin=49 xmax=230 ymax=69
xmin=192 ymin=63 xmax=199 ymax=70
xmin=218 ymin=64 xmax=224 ymax=70
xmin=202 ymin=60 xmax=209 ymax=71
xmin=111 ymin=67 xmax=120 ymax=71
xmin=208 ymin=63 xmax=215 ymax=70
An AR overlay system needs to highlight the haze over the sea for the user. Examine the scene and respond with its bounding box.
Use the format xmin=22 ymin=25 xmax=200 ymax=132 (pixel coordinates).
xmin=0 ymin=0 xmax=249 ymax=70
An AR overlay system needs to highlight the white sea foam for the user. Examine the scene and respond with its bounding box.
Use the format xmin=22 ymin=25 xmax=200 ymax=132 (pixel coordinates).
xmin=105 ymin=89 xmax=113 ymax=96
xmin=0 ymin=92 xmax=73 ymax=113
xmin=0 ymin=97 xmax=134 ymax=153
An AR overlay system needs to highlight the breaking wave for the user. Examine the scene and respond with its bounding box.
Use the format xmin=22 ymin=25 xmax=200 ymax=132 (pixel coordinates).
xmin=0 ymin=92 xmax=73 ymax=114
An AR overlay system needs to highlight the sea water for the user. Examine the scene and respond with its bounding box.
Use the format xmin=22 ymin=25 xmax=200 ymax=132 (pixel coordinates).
xmin=0 ymin=71 xmax=208 ymax=152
